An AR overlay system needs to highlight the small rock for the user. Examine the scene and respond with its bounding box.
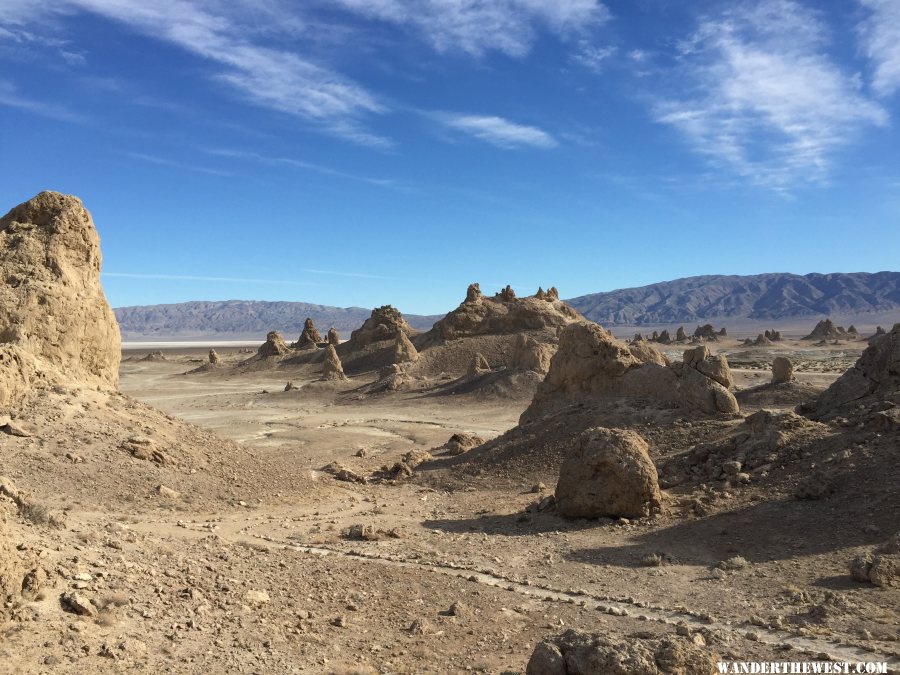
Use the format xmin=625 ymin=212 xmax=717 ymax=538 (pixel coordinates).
xmin=60 ymin=591 xmax=97 ymax=616
xmin=243 ymin=590 xmax=270 ymax=604
xmin=156 ymin=485 xmax=180 ymax=499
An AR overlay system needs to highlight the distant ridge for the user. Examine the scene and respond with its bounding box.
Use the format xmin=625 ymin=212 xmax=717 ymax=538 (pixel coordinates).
xmin=115 ymin=272 xmax=900 ymax=340
xmin=114 ymin=300 xmax=442 ymax=341
xmin=567 ymin=272 xmax=900 ymax=326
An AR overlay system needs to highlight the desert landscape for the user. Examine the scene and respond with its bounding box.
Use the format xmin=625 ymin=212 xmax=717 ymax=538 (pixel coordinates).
xmin=1 ymin=192 xmax=898 ymax=673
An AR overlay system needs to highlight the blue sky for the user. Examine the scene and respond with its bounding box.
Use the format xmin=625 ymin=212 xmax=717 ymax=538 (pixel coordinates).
xmin=1 ymin=0 xmax=898 ymax=314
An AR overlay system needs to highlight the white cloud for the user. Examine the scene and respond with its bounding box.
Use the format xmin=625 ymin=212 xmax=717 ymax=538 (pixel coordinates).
xmin=440 ymin=114 xmax=557 ymax=149
xmin=571 ymin=41 xmax=616 ymax=73
xmin=656 ymin=0 xmax=887 ymax=191
xmin=858 ymin=0 xmax=900 ymax=97
xmin=1 ymin=0 xmax=389 ymax=146
xmin=333 ymin=0 xmax=608 ymax=57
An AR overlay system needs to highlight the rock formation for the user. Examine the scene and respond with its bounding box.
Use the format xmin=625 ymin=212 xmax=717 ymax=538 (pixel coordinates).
xmin=803 ymin=318 xmax=849 ymax=341
xmin=1 ymin=191 xmax=121 ymax=406
xmin=258 ymin=331 xmax=289 ymax=357
xmin=468 ymin=353 xmax=490 ymax=377
xmin=675 ymin=326 xmax=687 ymax=341
xmin=293 ymin=317 xmax=322 ymax=350
xmin=327 ymin=327 xmax=341 ymax=346
xmin=743 ymin=333 xmax=772 ymax=346
xmin=652 ymin=329 xmax=671 ymax=344
xmin=510 ymin=334 xmax=554 ymax=374
xmin=521 ymin=322 xmax=738 ymax=424
xmin=392 ymin=332 xmax=419 ymax=364
xmin=772 ymin=356 xmax=794 ymax=384
xmin=322 ymin=344 xmax=346 ymax=380
xmin=208 ymin=349 xmax=220 ymax=364
xmin=632 ymin=332 xmax=644 ymax=343
xmin=764 ymin=329 xmax=782 ymax=341
xmin=808 ymin=323 xmax=900 ymax=420
xmin=465 ymin=282 xmax=482 ymax=303
xmin=527 ymin=630 xmax=719 ymax=675
xmin=498 ymin=285 xmax=516 ymax=302
xmin=427 ymin=283 xmax=581 ymax=342
xmin=868 ymin=326 xmax=886 ymax=343
xmin=349 ymin=305 xmax=413 ymax=349
xmin=693 ymin=324 xmax=720 ymax=341
xmin=555 ymin=428 xmax=661 ymax=519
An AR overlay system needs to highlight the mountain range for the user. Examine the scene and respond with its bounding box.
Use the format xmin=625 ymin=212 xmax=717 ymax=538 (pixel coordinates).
xmin=115 ymin=272 xmax=900 ymax=340
xmin=567 ymin=272 xmax=900 ymax=326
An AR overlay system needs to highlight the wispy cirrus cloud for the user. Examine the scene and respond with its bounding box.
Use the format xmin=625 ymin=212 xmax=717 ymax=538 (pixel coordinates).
xmin=103 ymin=272 xmax=322 ymax=286
xmin=0 ymin=78 xmax=85 ymax=121
xmin=1 ymin=0 xmax=390 ymax=146
xmin=332 ymin=0 xmax=609 ymax=57
xmin=439 ymin=114 xmax=557 ymax=149
xmin=858 ymin=0 xmax=900 ymax=97
xmin=654 ymin=0 xmax=887 ymax=192
xmin=126 ymin=152 xmax=233 ymax=177
xmin=204 ymin=148 xmax=400 ymax=188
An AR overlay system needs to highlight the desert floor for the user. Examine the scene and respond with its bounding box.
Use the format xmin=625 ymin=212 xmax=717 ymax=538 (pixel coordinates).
xmin=3 ymin=338 xmax=897 ymax=673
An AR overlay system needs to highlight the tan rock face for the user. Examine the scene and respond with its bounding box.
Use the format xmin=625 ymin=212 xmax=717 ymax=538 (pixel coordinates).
xmin=0 ymin=191 xmax=120 ymax=406
xmin=327 ymin=327 xmax=341 ymax=346
xmin=208 ymin=349 xmax=220 ymax=365
xmin=349 ymin=305 xmax=413 ymax=349
xmin=427 ymin=283 xmax=581 ymax=342
xmin=772 ymin=356 xmax=794 ymax=383
xmin=393 ymin=332 xmax=419 ymax=364
xmin=510 ymin=334 xmax=555 ymax=374
xmin=555 ymin=428 xmax=662 ymax=519
xmin=521 ymin=322 xmax=738 ymax=424
xmin=294 ymin=317 xmax=323 ymax=350
xmin=322 ymin=344 xmax=346 ymax=380
xmin=258 ymin=331 xmax=289 ymax=357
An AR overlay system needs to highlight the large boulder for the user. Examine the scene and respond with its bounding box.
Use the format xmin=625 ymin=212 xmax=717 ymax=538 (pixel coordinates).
xmin=349 ymin=305 xmax=413 ymax=349
xmin=293 ymin=317 xmax=322 ymax=350
xmin=682 ymin=346 xmax=733 ymax=389
xmin=808 ymin=323 xmax=900 ymax=419
xmin=257 ymin=331 xmax=289 ymax=357
xmin=327 ymin=327 xmax=341 ymax=346
xmin=1 ymin=191 xmax=120 ymax=406
xmin=521 ymin=322 xmax=738 ymax=423
xmin=555 ymin=428 xmax=661 ymax=519
xmin=526 ymin=630 xmax=718 ymax=675
xmin=426 ymin=283 xmax=581 ymax=342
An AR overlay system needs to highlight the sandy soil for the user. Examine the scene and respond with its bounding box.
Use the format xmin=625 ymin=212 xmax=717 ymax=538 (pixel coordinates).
xmin=1 ymin=338 xmax=897 ymax=673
